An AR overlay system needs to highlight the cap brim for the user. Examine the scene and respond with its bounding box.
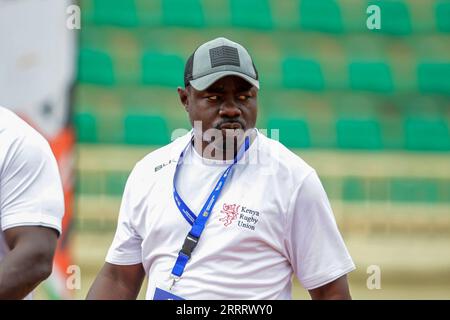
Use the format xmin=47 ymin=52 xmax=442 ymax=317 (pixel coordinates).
xmin=189 ymin=71 xmax=260 ymax=91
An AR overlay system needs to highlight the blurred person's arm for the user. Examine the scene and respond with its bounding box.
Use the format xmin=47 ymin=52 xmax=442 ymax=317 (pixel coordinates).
xmin=0 ymin=114 xmax=64 ymax=299
xmin=87 ymin=262 xmax=145 ymax=299
xmin=0 ymin=226 xmax=58 ymax=299
xmin=308 ymin=275 xmax=352 ymax=300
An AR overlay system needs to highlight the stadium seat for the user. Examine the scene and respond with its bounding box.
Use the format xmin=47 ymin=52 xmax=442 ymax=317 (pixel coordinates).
xmin=436 ymin=1 xmax=450 ymax=32
xmin=343 ymin=177 xmax=366 ymax=201
xmin=230 ymin=0 xmax=273 ymax=30
xmin=349 ymin=61 xmax=393 ymax=93
xmin=417 ymin=62 xmax=450 ymax=95
xmin=336 ymin=118 xmax=383 ymax=150
xmin=162 ymin=0 xmax=205 ymax=27
xmin=404 ymin=118 xmax=450 ymax=151
xmin=92 ymin=0 xmax=138 ymax=27
xmin=367 ymin=0 xmax=411 ymax=35
xmin=124 ymin=114 xmax=170 ymax=145
xmin=390 ymin=178 xmax=439 ymax=203
xmin=142 ymin=52 xmax=185 ymax=87
xmin=74 ymin=112 xmax=98 ymax=143
xmin=78 ymin=48 xmax=115 ymax=85
xmin=282 ymin=57 xmax=324 ymax=90
xmin=266 ymin=118 xmax=310 ymax=148
xmin=299 ymin=0 xmax=343 ymax=33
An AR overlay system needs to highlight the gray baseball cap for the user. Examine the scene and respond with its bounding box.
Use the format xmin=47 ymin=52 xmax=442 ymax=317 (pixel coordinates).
xmin=184 ymin=37 xmax=259 ymax=91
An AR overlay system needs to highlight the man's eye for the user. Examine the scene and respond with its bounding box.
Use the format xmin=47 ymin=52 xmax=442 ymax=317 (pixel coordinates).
xmin=207 ymin=96 xmax=219 ymax=101
xmin=238 ymin=95 xmax=250 ymax=101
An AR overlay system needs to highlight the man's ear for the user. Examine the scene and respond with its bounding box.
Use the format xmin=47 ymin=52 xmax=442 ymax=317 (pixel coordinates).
xmin=177 ymin=86 xmax=189 ymax=112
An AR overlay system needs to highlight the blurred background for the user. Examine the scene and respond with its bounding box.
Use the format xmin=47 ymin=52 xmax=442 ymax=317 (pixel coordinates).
xmin=1 ymin=0 xmax=449 ymax=299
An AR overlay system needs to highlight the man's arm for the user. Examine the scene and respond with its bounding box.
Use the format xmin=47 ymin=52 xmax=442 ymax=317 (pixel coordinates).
xmin=87 ymin=262 xmax=145 ymax=300
xmin=0 ymin=226 xmax=58 ymax=299
xmin=308 ymin=275 xmax=352 ymax=300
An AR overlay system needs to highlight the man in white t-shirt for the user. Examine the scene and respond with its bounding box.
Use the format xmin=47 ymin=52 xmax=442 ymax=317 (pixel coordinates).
xmin=88 ymin=37 xmax=355 ymax=300
xmin=0 ymin=106 xmax=64 ymax=299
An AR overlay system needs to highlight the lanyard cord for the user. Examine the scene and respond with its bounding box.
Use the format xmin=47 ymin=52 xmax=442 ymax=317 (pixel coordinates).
xmin=170 ymin=134 xmax=251 ymax=284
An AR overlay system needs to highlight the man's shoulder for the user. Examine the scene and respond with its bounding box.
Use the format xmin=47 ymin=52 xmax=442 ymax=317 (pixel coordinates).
xmin=0 ymin=106 xmax=51 ymax=159
xmin=131 ymin=132 xmax=191 ymax=177
xmin=0 ymin=106 xmax=28 ymax=132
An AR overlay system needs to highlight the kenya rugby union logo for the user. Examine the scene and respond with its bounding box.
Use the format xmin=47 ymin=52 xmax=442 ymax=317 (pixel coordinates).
xmin=219 ymin=203 xmax=240 ymax=227
xmin=219 ymin=203 xmax=260 ymax=231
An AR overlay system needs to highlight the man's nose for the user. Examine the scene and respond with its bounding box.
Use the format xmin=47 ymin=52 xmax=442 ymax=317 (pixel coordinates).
xmin=219 ymin=99 xmax=242 ymax=118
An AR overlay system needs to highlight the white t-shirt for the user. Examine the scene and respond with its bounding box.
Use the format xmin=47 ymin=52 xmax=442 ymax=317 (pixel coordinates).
xmin=0 ymin=106 xmax=64 ymax=281
xmin=106 ymin=130 xmax=355 ymax=299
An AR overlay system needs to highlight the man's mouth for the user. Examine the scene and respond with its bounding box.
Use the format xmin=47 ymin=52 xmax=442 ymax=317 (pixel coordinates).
xmin=219 ymin=122 xmax=243 ymax=130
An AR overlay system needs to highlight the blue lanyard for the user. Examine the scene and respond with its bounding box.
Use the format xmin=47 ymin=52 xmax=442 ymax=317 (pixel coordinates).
xmin=170 ymin=135 xmax=250 ymax=282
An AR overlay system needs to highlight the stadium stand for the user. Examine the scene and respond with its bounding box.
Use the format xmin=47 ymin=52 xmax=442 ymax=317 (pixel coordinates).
xmin=74 ymin=0 xmax=450 ymax=205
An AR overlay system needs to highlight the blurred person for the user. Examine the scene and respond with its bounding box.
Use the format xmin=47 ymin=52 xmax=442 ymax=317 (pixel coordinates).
xmin=0 ymin=0 xmax=77 ymax=299
xmin=87 ymin=37 xmax=355 ymax=300
xmin=0 ymin=106 xmax=65 ymax=299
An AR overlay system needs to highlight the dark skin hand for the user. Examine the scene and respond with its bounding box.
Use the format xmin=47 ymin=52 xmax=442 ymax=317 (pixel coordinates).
xmin=87 ymin=265 xmax=351 ymax=300
xmin=0 ymin=226 xmax=58 ymax=299
xmin=86 ymin=262 xmax=145 ymax=300
xmin=309 ymin=275 xmax=352 ymax=300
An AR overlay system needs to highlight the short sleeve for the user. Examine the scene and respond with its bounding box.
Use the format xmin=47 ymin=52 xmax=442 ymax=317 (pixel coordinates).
xmin=0 ymin=133 xmax=64 ymax=234
xmin=105 ymin=167 xmax=143 ymax=265
xmin=285 ymin=170 xmax=355 ymax=290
